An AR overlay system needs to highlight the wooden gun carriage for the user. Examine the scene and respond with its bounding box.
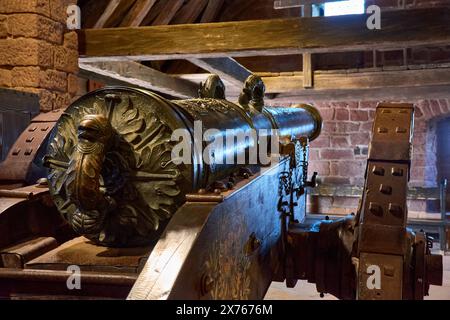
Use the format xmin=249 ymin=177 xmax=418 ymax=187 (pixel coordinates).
xmin=0 ymin=75 xmax=442 ymax=300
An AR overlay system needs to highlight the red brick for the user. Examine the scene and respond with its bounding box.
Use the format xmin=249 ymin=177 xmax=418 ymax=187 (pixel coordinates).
xmin=309 ymin=149 xmax=320 ymax=161
xmin=413 ymin=120 xmax=427 ymax=133
xmin=336 ymin=122 xmax=360 ymax=133
xmin=415 ymin=106 xmax=424 ymax=118
xmin=350 ymin=110 xmax=369 ymax=121
xmin=307 ymin=195 xmax=333 ymax=214
xmin=7 ymin=14 xmax=63 ymax=44
xmin=438 ymin=99 xmax=449 ymax=113
xmin=330 ymin=136 xmax=349 ymax=148
xmin=332 ymin=196 xmax=359 ymax=209
xmin=330 ymin=160 xmax=365 ymax=177
xmin=413 ymin=132 xmax=427 ymax=145
xmin=412 ymin=159 xmax=426 ymax=167
xmin=412 ymin=153 xmax=426 ymax=162
xmin=11 ymin=66 xmax=41 ymax=87
xmin=309 ymin=161 xmax=330 ymax=176
xmin=417 ymin=100 xmax=433 ymax=119
xmin=310 ymin=135 xmax=329 ymax=148
xmin=413 ymin=144 xmax=426 ymax=155
xmin=429 ymin=100 xmax=442 ymax=117
xmin=335 ymin=108 xmax=349 ymax=121
xmin=0 ymin=68 xmax=12 ymax=86
xmin=323 ymin=122 xmax=337 ymax=133
xmin=361 ymin=122 xmax=373 ymax=132
xmin=313 ymin=102 xmax=331 ymax=109
xmin=320 ymin=149 xmax=354 ymax=160
xmin=350 ymin=132 xmax=370 ymax=146
xmin=322 ymin=176 xmax=351 ymax=185
xmin=330 ymin=102 xmax=348 ymax=109
xmin=411 ymin=170 xmax=426 ymax=185
xmin=319 ymin=108 xmax=334 ymax=121
xmin=54 ymin=46 xmax=78 ymax=73
xmin=359 ymin=101 xmax=378 ymax=109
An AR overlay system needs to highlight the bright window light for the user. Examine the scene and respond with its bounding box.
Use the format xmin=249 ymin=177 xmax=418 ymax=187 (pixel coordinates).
xmin=324 ymin=0 xmax=365 ymax=16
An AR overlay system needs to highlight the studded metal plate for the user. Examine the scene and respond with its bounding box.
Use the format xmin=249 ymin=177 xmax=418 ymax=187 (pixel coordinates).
xmin=357 ymin=103 xmax=414 ymax=300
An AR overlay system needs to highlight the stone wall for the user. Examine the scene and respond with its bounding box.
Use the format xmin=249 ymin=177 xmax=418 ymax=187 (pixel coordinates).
xmin=0 ymin=0 xmax=81 ymax=111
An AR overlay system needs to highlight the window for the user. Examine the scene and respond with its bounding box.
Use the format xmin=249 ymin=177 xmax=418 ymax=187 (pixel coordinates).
xmin=324 ymin=0 xmax=365 ymax=16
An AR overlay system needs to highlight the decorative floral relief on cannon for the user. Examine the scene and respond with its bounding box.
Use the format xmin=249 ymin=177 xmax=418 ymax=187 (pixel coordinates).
xmin=44 ymin=91 xmax=184 ymax=247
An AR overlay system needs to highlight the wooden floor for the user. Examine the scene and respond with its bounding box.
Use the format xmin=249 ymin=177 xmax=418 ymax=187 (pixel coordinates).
xmin=265 ymin=255 xmax=450 ymax=300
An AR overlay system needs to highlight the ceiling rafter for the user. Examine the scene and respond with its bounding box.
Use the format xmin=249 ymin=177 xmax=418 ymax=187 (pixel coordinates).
xmin=120 ymin=0 xmax=157 ymax=27
xmin=200 ymin=0 xmax=225 ymax=23
xmin=82 ymin=0 xmax=201 ymax=98
xmin=152 ymin=0 xmax=185 ymax=25
xmin=172 ymin=0 xmax=209 ymax=25
xmin=80 ymin=61 xmax=199 ymax=98
xmin=78 ymin=8 xmax=450 ymax=61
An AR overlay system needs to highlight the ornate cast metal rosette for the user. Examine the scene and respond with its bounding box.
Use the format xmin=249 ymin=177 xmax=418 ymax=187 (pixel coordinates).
xmin=45 ymin=87 xmax=192 ymax=247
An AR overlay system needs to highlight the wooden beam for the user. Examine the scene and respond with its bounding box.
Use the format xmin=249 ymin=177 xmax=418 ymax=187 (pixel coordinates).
xmin=262 ymin=67 xmax=450 ymax=94
xmin=200 ymin=0 xmax=225 ymax=23
xmin=94 ymin=0 xmax=137 ymax=28
xmin=152 ymin=0 xmax=184 ymax=26
xmin=120 ymin=0 xmax=157 ymax=27
xmin=302 ymin=53 xmax=313 ymax=88
xmin=264 ymin=85 xmax=450 ymax=103
xmin=179 ymin=0 xmax=250 ymax=88
xmin=93 ymin=0 xmax=122 ymax=28
xmin=172 ymin=65 xmax=450 ymax=101
xmin=188 ymin=57 xmax=252 ymax=87
xmin=172 ymin=0 xmax=209 ymax=25
xmin=302 ymin=4 xmax=313 ymax=88
xmin=79 ymin=61 xmax=199 ymax=98
xmin=80 ymin=0 xmax=111 ymax=29
xmin=79 ymin=8 xmax=450 ymax=62
xmin=141 ymin=0 xmax=166 ymax=25
xmin=79 ymin=68 xmax=132 ymax=88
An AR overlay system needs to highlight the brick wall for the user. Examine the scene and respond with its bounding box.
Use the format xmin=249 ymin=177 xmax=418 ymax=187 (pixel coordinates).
xmin=305 ymin=0 xmax=450 ymax=217
xmin=307 ymin=99 xmax=450 ymax=216
xmin=309 ymin=99 xmax=450 ymax=186
xmin=0 ymin=0 xmax=80 ymax=111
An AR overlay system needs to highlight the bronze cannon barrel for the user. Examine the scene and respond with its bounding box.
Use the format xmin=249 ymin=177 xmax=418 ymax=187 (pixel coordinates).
xmin=44 ymin=86 xmax=322 ymax=246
